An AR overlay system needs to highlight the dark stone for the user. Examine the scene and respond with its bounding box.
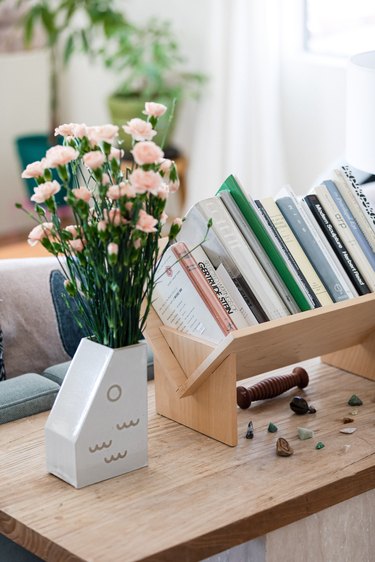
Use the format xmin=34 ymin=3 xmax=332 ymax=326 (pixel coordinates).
xmin=245 ymin=421 xmax=254 ymax=439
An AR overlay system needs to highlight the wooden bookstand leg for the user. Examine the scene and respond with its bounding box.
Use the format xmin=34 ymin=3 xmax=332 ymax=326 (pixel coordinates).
xmin=154 ymin=354 xmax=238 ymax=446
xmin=321 ymin=331 xmax=375 ymax=381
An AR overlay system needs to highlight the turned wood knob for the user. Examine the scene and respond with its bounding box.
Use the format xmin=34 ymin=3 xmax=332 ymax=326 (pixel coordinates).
xmin=236 ymin=367 xmax=309 ymax=409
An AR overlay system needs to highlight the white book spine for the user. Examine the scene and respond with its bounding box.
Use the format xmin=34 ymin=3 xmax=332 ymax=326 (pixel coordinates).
xmin=198 ymin=198 xmax=290 ymax=319
xmin=333 ymin=169 xmax=375 ymax=252
xmin=153 ymin=248 xmax=225 ymax=344
xmin=190 ymin=245 xmax=249 ymax=328
xmin=314 ymin=184 xmax=375 ymax=291
xmin=341 ymin=166 xmax=375 ymax=232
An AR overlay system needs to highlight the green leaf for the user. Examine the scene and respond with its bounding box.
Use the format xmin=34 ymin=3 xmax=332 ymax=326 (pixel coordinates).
xmin=63 ymin=34 xmax=75 ymax=64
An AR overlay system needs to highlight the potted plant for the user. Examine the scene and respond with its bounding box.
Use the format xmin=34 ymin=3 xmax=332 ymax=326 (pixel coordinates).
xmin=18 ymin=102 xmax=185 ymax=488
xmin=102 ymin=17 xmax=206 ymax=152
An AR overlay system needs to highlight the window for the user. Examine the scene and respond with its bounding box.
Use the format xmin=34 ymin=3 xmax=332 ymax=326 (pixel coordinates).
xmin=305 ymin=0 xmax=375 ymax=57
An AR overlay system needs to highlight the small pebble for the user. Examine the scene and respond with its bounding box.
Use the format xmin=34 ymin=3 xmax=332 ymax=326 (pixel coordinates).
xmin=290 ymin=396 xmax=316 ymax=415
xmin=268 ymin=422 xmax=278 ymax=433
xmin=276 ymin=437 xmax=294 ymax=457
xmin=342 ymin=444 xmax=351 ymax=453
xmin=298 ymin=427 xmax=314 ymax=440
xmin=245 ymin=421 xmax=254 ymax=439
xmin=348 ymin=395 xmax=363 ymax=406
xmin=340 ymin=427 xmax=357 ymax=434
xmin=343 ymin=417 xmax=354 ymax=424
xmin=350 ymin=409 xmax=359 ymax=416
xmin=315 ymin=441 xmax=325 ymax=450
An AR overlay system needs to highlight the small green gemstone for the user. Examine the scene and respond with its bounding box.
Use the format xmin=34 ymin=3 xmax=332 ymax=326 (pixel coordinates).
xmin=298 ymin=427 xmax=314 ymax=440
xmin=348 ymin=395 xmax=363 ymax=406
xmin=268 ymin=422 xmax=278 ymax=433
xmin=315 ymin=441 xmax=325 ymax=450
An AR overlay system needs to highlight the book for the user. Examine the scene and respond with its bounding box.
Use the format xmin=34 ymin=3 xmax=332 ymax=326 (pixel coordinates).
xmin=189 ymin=244 xmax=252 ymax=328
xmin=257 ymin=197 xmax=332 ymax=307
xmin=333 ymin=168 xmax=375 ymax=252
xmin=218 ymin=190 xmax=300 ymax=314
xmin=176 ymin=203 xmax=269 ymax=323
xmin=216 ymin=175 xmax=313 ymax=312
xmin=341 ymin=165 xmax=375 ymax=232
xmin=152 ymin=245 xmax=227 ymax=344
xmin=196 ymin=197 xmax=291 ymax=320
xmin=304 ymin=193 xmax=370 ymax=296
xmin=312 ymin=184 xmax=375 ymax=291
xmin=324 ymin=179 xmax=375 ymax=271
xmin=214 ymin=263 xmax=259 ymax=326
xmin=276 ymin=190 xmax=356 ymax=302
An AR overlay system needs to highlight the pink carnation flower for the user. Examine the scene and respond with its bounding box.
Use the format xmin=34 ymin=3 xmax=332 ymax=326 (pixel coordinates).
xmin=65 ymin=225 xmax=79 ymax=238
xmin=156 ymin=183 xmax=169 ymax=200
xmin=83 ymin=151 xmax=105 ymax=170
xmin=107 ymin=242 xmax=119 ymax=256
xmin=160 ymin=212 xmax=168 ymax=225
xmin=172 ymin=217 xmax=183 ymax=228
xmin=109 ymin=147 xmax=124 ymax=160
xmin=54 ymin=123 xmax=87 ymax=138
xmin=102 ymin=173 xmax=111 ymax=185
xmin=107 ymin=182 xmax=134 ymax=200
xmin=45 ymin=145 xmax=79 ymax=168
xmin=158 ymin=158 xmax=173 ymax=175
xmin=143 ymin=102 xmax=167 ymax=118
xmin=69 ymin=239 xmax=85 ymax=253
xmin=123 ymin=118 xmax=157 ymax=142
xmin=131 ymin=141 xmax=164 ymax=166
xmin=27 ymin=222 xmax=54 ymax=246
xmin=135 ymin=209 xmax=158 ymax=233
xmin=168 ymin=179 xmax=180 ymax=193
xmin=87 ymin=124 xmax=119 ymax=145
xmin=97 ymin=220 xmax=107 ymax=232
xmin=30 ymin=180 xmax=61 ymax=203
xmin=72 ymin=186 xmax=91 ymax=202
xmin=21 ymin=160 xmax=46 ymax=179
xmin=104 ymin=208 xmax=126 ymax=226
xmin=129 ymin=169 xmax=162 ymax=195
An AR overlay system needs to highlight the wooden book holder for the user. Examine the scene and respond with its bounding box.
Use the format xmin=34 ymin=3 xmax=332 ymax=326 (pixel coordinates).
xmin=144 ymin=294 xmax=375 ymax=446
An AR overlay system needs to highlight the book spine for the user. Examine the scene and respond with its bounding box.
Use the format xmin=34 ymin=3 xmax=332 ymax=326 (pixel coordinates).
xmin=216 ymin=175 xmax=313 ymax=312
xmin=219 ymin=190 xmax=300 ymax=314
xmin=313 ymin=184 xmax=375 ymax=291
xmin=333 ymin=168 xmax=375 ymax=252
xmin=304 ymin=194 xmax=370 ymax=295
xmin=198 ymin=197 xmax=290 ymax=320
xmin=341 ymin=165 xmax=375 ymax=231
xmin=171 ymin=243 xmax=238 ymax=335
xmin=256 ymin=198 xmax=324 ymax=307
xmin=324 ymin=179 xmax=375 ymax=271
xmin=176 ymin=205 xmax=269 ymax=323
xmin=276 ymin=196 xmax=352 ymax=302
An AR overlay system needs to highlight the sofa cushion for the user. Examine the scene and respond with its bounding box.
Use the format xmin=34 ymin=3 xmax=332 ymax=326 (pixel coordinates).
xmin=0 ymin=257 xmax=72 ymax=378
xmin=0 ymin=373 xmax=60 ymax=424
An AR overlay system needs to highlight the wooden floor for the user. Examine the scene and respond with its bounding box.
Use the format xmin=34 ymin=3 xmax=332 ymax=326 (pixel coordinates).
xmin=0 ymin=239 xmax=48 ymax=259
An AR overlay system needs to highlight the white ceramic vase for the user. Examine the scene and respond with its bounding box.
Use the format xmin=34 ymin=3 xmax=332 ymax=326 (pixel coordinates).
xmin=45 ymin=338 xmax=148 ymax=488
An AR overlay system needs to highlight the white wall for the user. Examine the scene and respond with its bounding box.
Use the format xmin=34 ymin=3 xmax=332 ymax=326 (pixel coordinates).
xmin=0 ymin=50 xmax=49 ymax=236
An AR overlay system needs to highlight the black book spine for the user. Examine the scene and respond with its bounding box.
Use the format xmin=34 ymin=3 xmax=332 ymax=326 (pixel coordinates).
xmin=255 ymin=200 xmax=321 ymax=308
xmin=304 ymin=194 xmax=370 ymax=295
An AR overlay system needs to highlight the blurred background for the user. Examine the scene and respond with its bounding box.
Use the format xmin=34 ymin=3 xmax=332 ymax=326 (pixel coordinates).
xmin=1 ymin=0 xmax=375 ymax=252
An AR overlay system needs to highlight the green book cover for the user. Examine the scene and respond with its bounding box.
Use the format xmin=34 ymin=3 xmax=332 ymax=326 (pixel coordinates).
xmin=216 ymin=175 xmax=312 ymax=312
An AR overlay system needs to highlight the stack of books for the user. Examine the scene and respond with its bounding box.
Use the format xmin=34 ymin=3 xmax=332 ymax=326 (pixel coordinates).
xmin=152 ymin=166 xmax=375 ymax=344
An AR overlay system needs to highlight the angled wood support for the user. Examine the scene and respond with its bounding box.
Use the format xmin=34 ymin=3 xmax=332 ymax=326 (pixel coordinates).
xmin=145 ymin=294 xmax=375 ymax=446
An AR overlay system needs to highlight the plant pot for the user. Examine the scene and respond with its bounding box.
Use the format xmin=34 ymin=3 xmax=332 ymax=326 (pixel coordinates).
xmin=15 ymin=134 xmax=68 ymax=208
xmin=45 ymin=338 xmax=148 ymax=488
xmin=107 ymin=94 xmax=177 ymax=153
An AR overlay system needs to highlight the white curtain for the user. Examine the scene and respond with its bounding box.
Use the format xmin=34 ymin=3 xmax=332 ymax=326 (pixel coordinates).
xmin=186 ymin=0 xmax=287 ymax=209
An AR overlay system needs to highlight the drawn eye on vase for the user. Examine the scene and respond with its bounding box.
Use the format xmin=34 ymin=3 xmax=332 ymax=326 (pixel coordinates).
xmin=45 ymin=339 xmax=148 ymax=488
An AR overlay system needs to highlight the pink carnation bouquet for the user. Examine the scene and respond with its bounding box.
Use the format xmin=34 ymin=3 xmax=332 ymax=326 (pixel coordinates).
xmin=19 ymin=102 xmax=182 ymax=348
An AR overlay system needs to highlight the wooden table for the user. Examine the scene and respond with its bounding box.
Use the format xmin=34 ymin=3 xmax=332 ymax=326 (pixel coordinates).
xmin=1 ymin=359 xmax=375 ymax=561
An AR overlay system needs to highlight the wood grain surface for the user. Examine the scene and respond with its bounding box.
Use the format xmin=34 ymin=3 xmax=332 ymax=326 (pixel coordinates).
xmin=1 ymin=359 xmax=375 ymax=562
